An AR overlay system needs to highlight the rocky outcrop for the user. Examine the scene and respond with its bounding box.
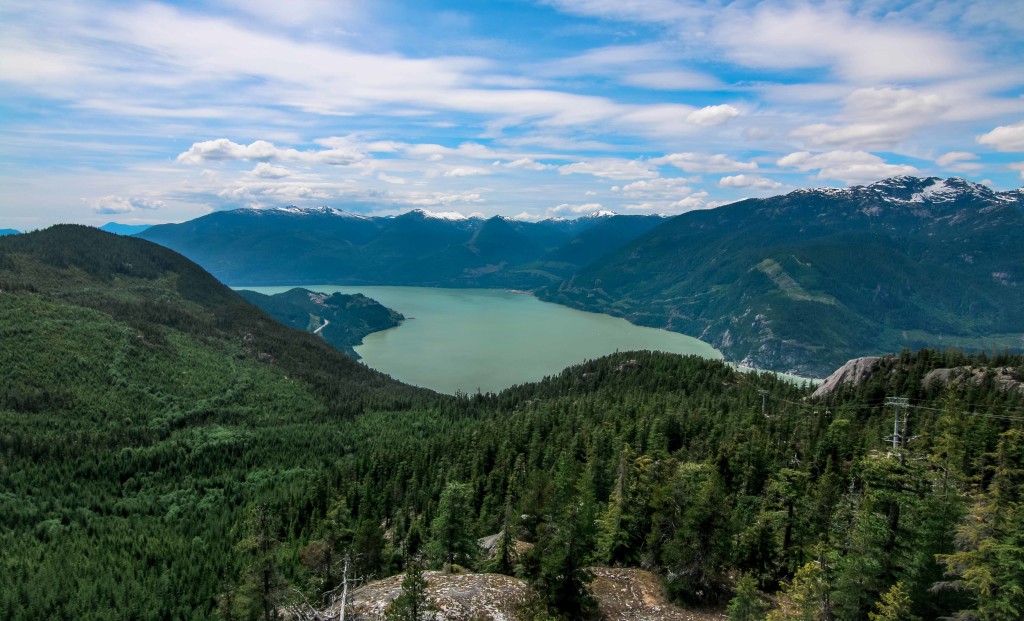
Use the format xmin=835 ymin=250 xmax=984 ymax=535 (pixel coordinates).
xmin=331 ymin=567 xmax=727 ymax=620
xmin=343 ymin=571 xmax=532 ymax=620
xmin=811 ymin=356 xmax=881 ymax=399
xmin=922 ymin=366 xmax=1024 ymax=394
xmin=588 ymin=567 xmax=727 ymax=621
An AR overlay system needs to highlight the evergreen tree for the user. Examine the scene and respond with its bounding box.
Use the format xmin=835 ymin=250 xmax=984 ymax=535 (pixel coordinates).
xmin=385 ymin=558 xmax=431 ymax=621
xmin=729 ymin=573 xmax=769 ymax=621
xmin=427 ymin=482 xmax=477 ymax=570
xmin=939 ymin=429 xmax=1024 ymax=620
xmin=868 ymin=581 xmax=919 ymax=621
xmin=767 ymin=559 xmax=830 ymax=621
xmin=238 ymin=504 xmax=286 ymax=621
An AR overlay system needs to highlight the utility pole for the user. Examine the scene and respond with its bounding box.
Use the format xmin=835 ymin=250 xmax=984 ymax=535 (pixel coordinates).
xmin=885 ymin=397 xmax=909 ymax=450
xmin=758 ymin=389 xmax=769 ymax=417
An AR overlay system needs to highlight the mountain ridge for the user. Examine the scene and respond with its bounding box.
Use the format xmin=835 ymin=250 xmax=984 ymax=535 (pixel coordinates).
xmin=137 ymin=208 xmax=664 ymax=287
xmin=539 ymin=176 xmax=1024 ymax=377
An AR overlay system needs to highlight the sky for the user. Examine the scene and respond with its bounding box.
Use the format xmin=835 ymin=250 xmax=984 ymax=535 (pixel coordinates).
xmin=1 ymin=0 xmax=1023 ymax=229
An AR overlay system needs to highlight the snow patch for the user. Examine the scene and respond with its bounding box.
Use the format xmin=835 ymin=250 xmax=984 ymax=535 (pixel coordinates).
xmin=409 ymin=208 xmax=470 ymax=221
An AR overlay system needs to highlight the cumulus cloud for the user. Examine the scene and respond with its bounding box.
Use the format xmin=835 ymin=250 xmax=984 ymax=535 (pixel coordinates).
xmin=549 ymin=202 xmax=605 ymax=215
xmin=719 ymin=174 xmax=782 ymax=190
xmin=776 ymin=151 xmax=918 ymax=184
xmin=612 ymin=177 xmax=695 ymax=198
xmin=178 ymin=138 xmax=365 ymax=166
xmin=251 ymin=163 xmax=291 ymax=178
xmin=685 ymin=104 xmax=740 ymax=126
xmin=623 ymin=192 xmax=710 ymax=214
xmin=650 ymin=152 xmax=757 ymax=173
xmin=978 ymin=121 xmax=1024 ymax=151
xmin=86 ymin=195 xmax=166 ymax=214
xmin=503 ymin=157 xmax=555 ymax=171
xmin=559 ymin=159 xmax=657 ymax=180
xmin=1009 ymin=162 xmax=1024 ymax=179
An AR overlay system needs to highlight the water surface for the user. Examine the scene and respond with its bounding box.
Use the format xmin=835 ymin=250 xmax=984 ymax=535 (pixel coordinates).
xmin=241 ymin=285 xmax=724 ymax=394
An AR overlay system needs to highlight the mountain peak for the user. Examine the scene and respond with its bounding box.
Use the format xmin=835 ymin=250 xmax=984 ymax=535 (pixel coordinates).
xmin=404 ymin=208 xmax=472 ymax=221
xmin=788 ymin=176 xmax=1017 ymax=208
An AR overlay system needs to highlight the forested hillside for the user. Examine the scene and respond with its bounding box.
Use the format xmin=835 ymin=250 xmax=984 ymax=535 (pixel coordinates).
xmin=2 ymin=226 xmax=1023 ymax=620
xmin=237 ymin=288 xmax=404 ymax=358
xmin=541 ymin=177 xmax=1024 ymax=377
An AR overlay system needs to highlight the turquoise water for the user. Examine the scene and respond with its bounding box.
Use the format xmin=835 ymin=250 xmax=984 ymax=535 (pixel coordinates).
xmin=240 ymin=285 xmax=725 ymax=394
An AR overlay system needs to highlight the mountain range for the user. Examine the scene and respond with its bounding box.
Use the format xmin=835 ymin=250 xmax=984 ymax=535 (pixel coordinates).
xmin=540 ymin=176 xmax=1024 ymax=376
xmin=4 ymin=225 xmax=1021 ymax=620
xmin=99 ymin=222 xmax=152 ymax=235
xmin=138 ymin=208 xmax=666 ymax=288
xmin=134 ymin=176 xmax=1024 ymax=377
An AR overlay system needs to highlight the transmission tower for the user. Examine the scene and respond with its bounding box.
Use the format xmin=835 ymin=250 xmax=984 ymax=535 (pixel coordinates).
xmin=885 ymin=397 xmax=910 ymax=450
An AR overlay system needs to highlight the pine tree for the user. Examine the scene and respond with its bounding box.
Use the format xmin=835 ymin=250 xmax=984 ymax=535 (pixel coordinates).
xmin=427 ymin=482 xmax=477 ymax=570
xmin=385 ymin=558 xmax=431 ymax=621
xmin=729 ymin=573 xmax=769 ymax=621
xmin=939 ymin=429 xmax=1024 ymax=620
xmin=237 ymin=504 xmax=286 ymax=621
xmin=767 ymin=558 xmax=830 ymax=621
xmin=868 ymin=581 xmax=919 ymax=621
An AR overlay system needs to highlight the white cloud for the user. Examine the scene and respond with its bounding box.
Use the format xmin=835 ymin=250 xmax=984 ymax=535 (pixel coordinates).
xmin=86 ymin=195 xmax=166 ymax=214
xmin=512 ymin=211 xmax=541 ymax=221
xmin=978 ymin=121 xmax=1024 ymax=152
xmin=685 ymin=104 xmax=740 ymax=126
xmin=377 ymin=173 xmax=407 ymax=185
xmin=177 ymin=139 xmax=278 ymax=163
xmin=623 ymin=191 xmax=710 ymax=214
xmin=713 ymin=5 xmax=971 ymax=82
xmin=549 ymin=202 xmax=605 ymax=215
xmin=651 ymin=152 xmax=757 ymax=173
xmin=936 ymin=151 xmax=981 ymax=170
xmin=559 ymin=159 xmax=657 ymax=180
xmin=251 ymin=163 xmax=291 ymax=178
xmin=1009 ymin=162 xmax=1024 ymax=179
xmin=503 ymin=157 xmax=555 ymax=171
xmin=613 ymin=177 xmax=694 ymax=198
xmin=396 ymin=191 xmax=486 ymax=207
xmin=218 ymin=0 xmax=360 ymax=28
xmin=719 ymin=175 xmax=782 ymax=190
xmin=791 ymin=88 xmax=949 ymax=149
xmin=776 ymin=151 xmax=918 ymax=184
xmin=442 ymin=167 xmax=491 ymax=177
xmin=177 ymin=138 xmax=365 ymax=166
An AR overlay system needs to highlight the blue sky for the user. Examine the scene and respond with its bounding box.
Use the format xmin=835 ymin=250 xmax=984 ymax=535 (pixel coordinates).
xmin=1 ymin=0 xmax=1023 ymax=228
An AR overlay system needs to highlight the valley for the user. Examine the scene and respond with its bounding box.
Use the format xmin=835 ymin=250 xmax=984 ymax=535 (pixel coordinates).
xmin=136 ymin=177 xmax=1024 ymax=379
xmin=6 ymin=2 xmax=1024 ymax=619
xmin=3 ymin=223 xmax=1023 ymax=621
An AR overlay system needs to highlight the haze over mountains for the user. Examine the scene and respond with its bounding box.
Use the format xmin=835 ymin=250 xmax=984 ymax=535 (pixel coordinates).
xmin=139 ymin=209 xmax=665 ymax=289
xmin=137 ymin=176 xmax=1024 ymax=377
